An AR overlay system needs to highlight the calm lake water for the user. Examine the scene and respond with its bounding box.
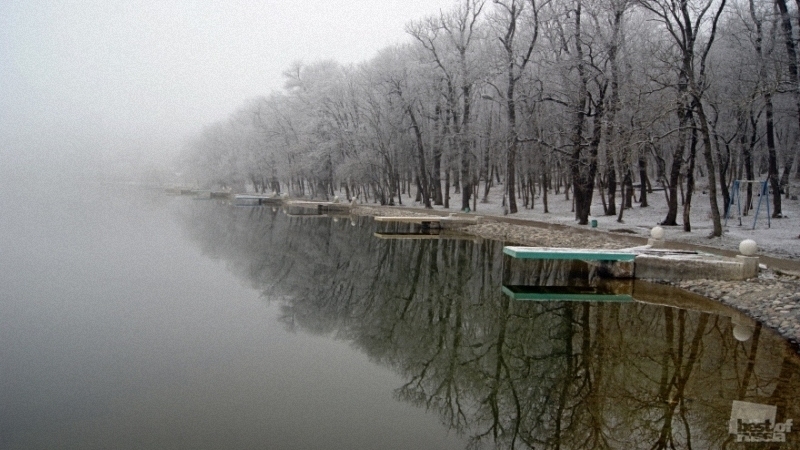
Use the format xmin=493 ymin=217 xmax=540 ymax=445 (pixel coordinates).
xmin=2 ymin=184 xmax=800 ymax=449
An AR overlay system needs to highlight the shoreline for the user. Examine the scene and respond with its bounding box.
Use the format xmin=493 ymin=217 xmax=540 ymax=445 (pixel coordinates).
xmin=352 ymin=204 xmax=800 ymax=352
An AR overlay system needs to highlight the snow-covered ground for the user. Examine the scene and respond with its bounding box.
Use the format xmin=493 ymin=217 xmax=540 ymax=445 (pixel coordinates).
xmin=395 ymin=179 xmax=800 ymax=262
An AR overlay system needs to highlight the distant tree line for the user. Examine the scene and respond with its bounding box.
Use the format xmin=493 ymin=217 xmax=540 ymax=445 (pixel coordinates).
xmin=182 ymin=0 xmax=800 ymax=234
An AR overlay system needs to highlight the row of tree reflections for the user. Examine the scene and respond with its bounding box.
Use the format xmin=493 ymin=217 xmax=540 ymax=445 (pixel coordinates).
xmin=178 ymin=0 xmax=800 ymax=237
xmin=179 ymin=201 xmax=800 ymax=449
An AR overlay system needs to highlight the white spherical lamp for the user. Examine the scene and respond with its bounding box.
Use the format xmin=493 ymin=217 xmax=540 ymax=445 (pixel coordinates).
xmin=739 ymin=239 xmax=758 ymax=256
xmin=651 ymin=226 xmax=665 ymax=240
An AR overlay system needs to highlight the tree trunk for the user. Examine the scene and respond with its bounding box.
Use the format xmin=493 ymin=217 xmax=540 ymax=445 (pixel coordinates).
xmin=682 ymin=113 xmax=698 ymax=232
xmin=506 ymin=77 xmax=519 ymax=213
xmin=765 ymin=91 xmax=782 ymax=217
xmin=714 ymin=131 xmax=730 ymax=217
xmin=606 ymin=166 xmax=617 ymax=215
xmin=624 ymin=168 xmax=634 ymax=208
xmin=745 ymin=111 xmax=757 ymax=214
xmin=460 ymin=84 xmax=472 ymax=211
xmin=663 ymin=117 xmax=687 ymax=226
xmin=570 ymin=0 xmax=593 ymax=225
xmin=542 ymin=170 xmax=549 ymax=213
xmin=776 ymin=0 xmax=800 ymax=198
xmin=695 ymin=101 xmax=723 ymax=236
xmin=407 ymin=106 xmax=432 ymax=208
xmin=432 ymin=102 xmax=444 ymax=205
xmin=604 ymin=2 xmax=625 ymax=216
xmin=638 ymin=151 xmax=649 ymax=207
xmin=617 ymin=174 xmax=626 ymax=223
xmin=444 ymin=166 xmax=451 ymax=209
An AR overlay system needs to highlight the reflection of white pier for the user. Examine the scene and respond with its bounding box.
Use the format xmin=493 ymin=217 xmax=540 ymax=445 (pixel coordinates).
xmin=502 ymin=279 xmax=759 ymax=342
xmin=502 ymin=284 xmax=633 ymax=302
xmin=373 ymin=231 xmax=480 ymax=241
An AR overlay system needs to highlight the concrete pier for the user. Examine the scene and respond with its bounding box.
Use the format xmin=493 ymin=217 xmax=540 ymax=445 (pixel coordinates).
xmin=633 ymin=250 xmax=759 ymax=281
xmin=504 ymin=245 xmax=760 ymax=282
xmin=374 ymin=214 xmax=481 ymax=229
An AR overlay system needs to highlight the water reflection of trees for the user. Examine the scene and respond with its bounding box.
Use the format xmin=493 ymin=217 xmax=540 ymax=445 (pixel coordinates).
xmin=179 ymin=202 xmax=800 ymax=449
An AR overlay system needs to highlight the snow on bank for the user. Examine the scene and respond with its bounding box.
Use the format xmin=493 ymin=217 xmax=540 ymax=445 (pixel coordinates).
xmin=384 ymin=179 xmax=800 ymax=261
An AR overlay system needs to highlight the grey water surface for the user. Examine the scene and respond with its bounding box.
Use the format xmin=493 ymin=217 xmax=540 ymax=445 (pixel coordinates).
xmin=3 ymin=185 xmax=800 ymax=449
xmin=0 ymin=185 xmax=464 ymax=449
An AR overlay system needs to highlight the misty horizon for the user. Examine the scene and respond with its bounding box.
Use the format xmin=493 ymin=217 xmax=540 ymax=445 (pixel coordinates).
xmin=1 ymin=0 xmax=457 ymax=184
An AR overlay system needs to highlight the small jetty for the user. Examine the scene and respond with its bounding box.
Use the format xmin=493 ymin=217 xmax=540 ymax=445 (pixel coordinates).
xmin=230 ymin=195 xmax=356 ymax=215
xmin=284 ymin=200 xmax=352 ymax=213
xmin=631 ymin=248 xmax=759 ymax=282
xmin=167 ymin=187 xmax=224 ymax=196
xmin=504 ymin=246 xmax=636 ymax=278
xmin=374 ymin=214 xmax=481 ymax=229
xmin=165 ymin=188 xmax=232 ymax=199
xmin=234 ymin=194 xmax=283 ymax=206
xmin=503 ymin=246 xmax=635 ymax=261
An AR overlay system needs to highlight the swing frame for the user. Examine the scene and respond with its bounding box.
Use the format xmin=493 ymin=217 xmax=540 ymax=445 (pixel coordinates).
xmin=723 ymin=180 xmax=771 ymax=229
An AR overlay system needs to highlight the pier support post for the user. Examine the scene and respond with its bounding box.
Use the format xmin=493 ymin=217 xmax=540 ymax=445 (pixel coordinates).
xmin=736 ymin=256 xmax=759 ymax=279
xmin=648 ymin=226 xmax=665 ymax=249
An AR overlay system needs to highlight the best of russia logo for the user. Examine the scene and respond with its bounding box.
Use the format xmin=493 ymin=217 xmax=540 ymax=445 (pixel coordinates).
xmin=729 ymin=400 xmax=794 ymax=443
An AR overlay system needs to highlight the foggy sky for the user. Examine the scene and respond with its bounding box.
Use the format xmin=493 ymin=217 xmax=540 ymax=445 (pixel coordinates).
xmin=0 ymin=0 xmax=455 ymax=179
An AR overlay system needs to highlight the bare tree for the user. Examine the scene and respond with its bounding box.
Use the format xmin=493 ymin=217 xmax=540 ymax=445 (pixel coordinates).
xmin=493 ymin=0 xmax=545 ymax=214
xmin=638 ymin=0 xmax=726 ymax=236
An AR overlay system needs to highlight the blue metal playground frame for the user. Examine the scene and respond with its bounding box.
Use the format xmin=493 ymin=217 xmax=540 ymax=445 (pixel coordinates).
xmin=724 ymin=180 xmax=771 ymax=229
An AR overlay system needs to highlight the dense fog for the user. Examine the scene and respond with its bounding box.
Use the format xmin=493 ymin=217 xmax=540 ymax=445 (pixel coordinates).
xmin=0 ymin=0 xmax=454 ymax=188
